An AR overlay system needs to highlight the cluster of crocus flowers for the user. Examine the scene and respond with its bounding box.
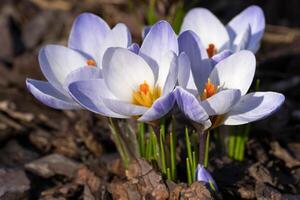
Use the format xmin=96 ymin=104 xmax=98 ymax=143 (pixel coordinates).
xmin=26 ymin=13 xmax=132 ymax=110
xmin=26 ymin=5 xmax=285 ymax=189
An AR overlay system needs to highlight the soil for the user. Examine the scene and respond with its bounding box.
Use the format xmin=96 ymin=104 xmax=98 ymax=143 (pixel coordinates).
xmin=0 ymin=0 xmax=299 ymax=199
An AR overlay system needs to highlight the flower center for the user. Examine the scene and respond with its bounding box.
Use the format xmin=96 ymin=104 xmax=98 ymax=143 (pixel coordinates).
xmin=132 ymin=81 xmax=161 ymax=108
xmin=86 ymin=59 xmax=96 ymax=67
xmin=200 ymin=79 xmax=218 ymax=100
xmin=206 ymin=44 xmax=217 ymax=58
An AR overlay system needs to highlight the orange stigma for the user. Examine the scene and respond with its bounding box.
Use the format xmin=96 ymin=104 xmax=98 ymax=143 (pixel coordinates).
xmin=86 ymin=59 xmax=96 ymax=67
xmin=206 ymin=43 xmax=217 ymax=58
xmin=139 ymin=81 xmax=150 ymax=94
xmin=201 ymin=79 xmax=217 ymax=100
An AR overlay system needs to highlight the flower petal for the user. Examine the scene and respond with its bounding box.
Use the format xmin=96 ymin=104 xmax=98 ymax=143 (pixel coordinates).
xmin=26 ymin=79 xmax=79 ymax=109
xmin=178 ymin=31 xmax=212 ymax=93
xmin=128 ymin=43 xmax=140 ymax=54
xmin=224 ymin=92 xmax=285 ymax=125
xmin=200 ymin=89 xmax=241 ymax=116
xmin=209 ymin=50 xmax=255 ymax=95
xmin=156 ymin=51 xmax=178 ymax=95
xmin=227 ymin=5 xmax=265 ymax=53
xmin=174 ymin=87 xmax=211 ymax=128
xmin=178 ymin=52 xmax=197 ymax=91
xmin=64 ymin=67 xmax=102 ymax=87
xmin=210 ymin=50 xmax=233 ymax=67
xmin=96 ymin=23 xmax=132 ymax=66
xmin=180 ymin=8 xmax=230 ymax=51
xmin=39 ymin=45 xmax=88 ymax=96
xmin=68 ymin=13 xmax=110 ymax=59
xmin=142 ymin=25 xmax=151 ymax=39
xmin=102 ymin=47 xmax=155 ymax=101
xmin=232 ymin=24 xmax=251 ymax=52
xmin=68 ymin=79 xmax=127 ymax=118
xmin=196 ymin=164 xmax=218 ymax=191
xmin=138 ymin=93 xmax=175 ymax=122
xmin=103 ymin=99 xmax=148 ymax=116
xmin=140 ymin=20 xmax=178 ymax=64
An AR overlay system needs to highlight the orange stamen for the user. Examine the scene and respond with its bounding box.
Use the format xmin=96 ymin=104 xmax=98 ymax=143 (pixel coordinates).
xmin=86 ymin=59 xmax=96 ymax=67
xmin=201 ymin=79 xmax=217 ymax=100
xmin=205 ymin=80 xmax=216 ymax=98
xmin=139 ymin=81 xmax=149 ymax=94
xmin=132 ymin=81 xmax=161 ymax=108
xmin=206 ymin=43 xmax=217 ymax=58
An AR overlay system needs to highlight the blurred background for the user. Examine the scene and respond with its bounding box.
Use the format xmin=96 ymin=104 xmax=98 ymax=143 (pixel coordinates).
xmin=0 ymin=0 xmax=299 ymax=199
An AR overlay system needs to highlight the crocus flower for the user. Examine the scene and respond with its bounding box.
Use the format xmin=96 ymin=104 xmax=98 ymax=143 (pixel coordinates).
xmin=180 ymin=5 xmax=265 ymax=56
xmin=26 ymin=13 xmax=132 ymax=109
xmin=68 ymin=21 xmax=179 ymax=121
xmin=175 ymin=31 xmax=284 ymax=129
xmin=196 ymin=164 xmax=218 ymax=191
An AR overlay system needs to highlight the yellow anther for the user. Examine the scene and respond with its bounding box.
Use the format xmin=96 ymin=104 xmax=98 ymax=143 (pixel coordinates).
xmin=132 ymin=81 xmax=161 ymax=108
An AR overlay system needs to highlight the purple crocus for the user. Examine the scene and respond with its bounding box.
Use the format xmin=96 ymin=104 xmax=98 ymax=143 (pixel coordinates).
xmin=196 ymin=164 xmax=218 ymax=191
xmin=180 ymin=5 xmax=265 ymax=56
xmin=26 ymin=13 xmax=132 ymax=109
xmin=175 ymin=31 xmax=284 ymax=129
xmin=68 ymin=21 xmax=179 ymax=121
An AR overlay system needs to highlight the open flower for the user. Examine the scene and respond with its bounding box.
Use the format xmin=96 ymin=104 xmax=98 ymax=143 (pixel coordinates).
xmin=175 ymin=31 xmax=284 ymax=129
xmin=26 ymin=13 xmax=132 ymax=109
xmin=68 ymin=21 xmax=179 ymax=121
xmin=180 ymin=5 xmax=265 ymax=56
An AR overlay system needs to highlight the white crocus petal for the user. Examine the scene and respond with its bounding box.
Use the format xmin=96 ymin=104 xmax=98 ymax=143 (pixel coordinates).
xmin=102 ymin=47 xmax=155 ymax=102
xmin=209 ymin=50 xmax=255 ymax=95
xmin=140 ymin=20 xmax=178 ymax=66
xmin=68 ymin=13 xmax=110 ymax=60
xmin=27 ymin=79 xmax=79 ymax=110
xmin=156 ymin=51 xmax=178 ymax=95
xmin=180 ymin=8 xmax=230 ymax=51
xmin=227 ymin=5 xmax=265 ymax=53
xmin=178 ymin=52 xmax=197 ymax=91
xmin=174 ymin=87 xmax=212 ymax=129
xmin=224 ymin=92 xmax=285 ymax=125
xmin=96 ymin=23 xmax=132 ymax=67
xmin=68 ymin=79 xmax=127 ymax=118
xmin=64 ymin=67 xmax=102 ymax=88
xmin=200 ymin=89 xmax=241 ymax=116
xmin=178 ymin=52 xmax=190 ymax=88
xmin=178 ymin=31 xmax=212 ymax=93
xmin=39 ymin=45 xmax=87 ymax=96
xmin=103 ymin=99 xmax=148 ymax=116
xmin=232 ymin=25 xmax=251 ymax=52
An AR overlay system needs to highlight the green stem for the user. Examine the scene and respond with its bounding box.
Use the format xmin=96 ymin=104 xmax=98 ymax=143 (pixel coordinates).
xmin=192 ymin=151 xmax=197 ymax=182
xmin=234 ymin=127 xmax=242 ymax=160
xmin=228 ymin=127 xmax=235 ymax=158
xmin=160 ymin=124 xmax=167 ymax=175
xmin=185 ymin=127 xmax=193 ymax=167
xmin=138 ymin=122 xmax=145 ymax=157
xmin=167 ymin=167 xmax=171 ymax=180
xmin=108 ymin=118 xmax=131 ymax=168
xmin=147 ymin=0 xmax=157 ymax=25
xmin=191 ymin=122 xmax=207 ymax=167
xmin=238 ymin=124 xmax=251 ymax=161
xmin=204 ymin=131 xmax=210 ymax=168
xmin=170 ymin=131 xmax=176 ymax=180
xmin=186 ymin=158 xmax=192 ymax=185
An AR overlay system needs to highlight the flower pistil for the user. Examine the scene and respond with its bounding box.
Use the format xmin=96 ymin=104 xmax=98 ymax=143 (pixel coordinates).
xmin=206 ymin=43 xmax=217 ymax=58
xmin=200 ymin=79 xmax=218 ymax=100
xmin=86 ymin=59 xmax=96 ymax=67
